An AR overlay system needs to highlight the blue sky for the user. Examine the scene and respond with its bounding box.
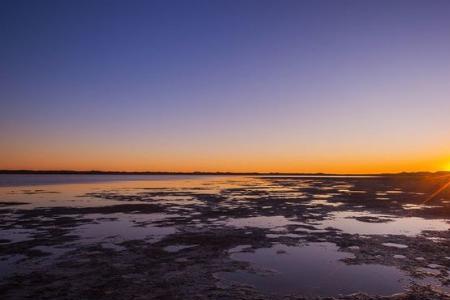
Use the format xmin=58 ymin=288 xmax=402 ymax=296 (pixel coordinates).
xmin=1 ymin=0 xmax=450 ymax=172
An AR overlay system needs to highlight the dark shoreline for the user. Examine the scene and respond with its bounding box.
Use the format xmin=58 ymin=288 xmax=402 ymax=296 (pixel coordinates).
xmin=1 ymin=170 xmax=448 ymax=177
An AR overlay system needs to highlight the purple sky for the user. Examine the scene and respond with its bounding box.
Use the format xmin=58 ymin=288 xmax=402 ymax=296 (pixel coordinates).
xmin=1 ymin=0 xmax=449 ymax=172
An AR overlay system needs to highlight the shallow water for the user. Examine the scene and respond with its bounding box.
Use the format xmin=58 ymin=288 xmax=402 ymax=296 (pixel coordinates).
xmin=220 ymin=216 xmax=300 ymax=229
xmin=318 ymin=211 xmax=449 ymax=236
xmin=220 ymin=242 xmax=408 ymax=296
xmin=74 ymin=213 xmax=178 ymax=244
xmin=0 ymin=174 xmax=210 ymax=187
xmin=0 ymin=174 xmax=449 ymax=298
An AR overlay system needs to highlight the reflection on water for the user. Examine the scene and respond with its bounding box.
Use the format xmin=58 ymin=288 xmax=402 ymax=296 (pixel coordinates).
xmin=0 ymin=174 xmax=211 ymax=187
xmin=164 ymin=244 xmax=196 ymax=253
xmin=318 ymin=211 xmax=450 ymax=236
xmin=220 ymin=242 xmax=408 ymax=296
xmin=0 ymin=255 xmax=26 ymax=279
xmin=0 ymin=175 xmax=247 ymax=208
xmin=1 ymin=229 xmax=33 ymax=243
xmin=0 ymin=174 xmax=449 ymax=298
xmin=74 ymin=213 xmax=178 ymax=244
xmin=220 ymin=216 xmax=300 ymax=229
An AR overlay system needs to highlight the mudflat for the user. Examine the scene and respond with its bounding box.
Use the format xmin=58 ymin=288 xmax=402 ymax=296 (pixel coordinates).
xmin=0 ymin=174 xmax=449 ymax=299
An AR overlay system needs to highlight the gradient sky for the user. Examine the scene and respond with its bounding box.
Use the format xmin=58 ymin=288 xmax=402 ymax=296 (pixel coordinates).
xmin=1 ymin=0 xmax=449 ymax=173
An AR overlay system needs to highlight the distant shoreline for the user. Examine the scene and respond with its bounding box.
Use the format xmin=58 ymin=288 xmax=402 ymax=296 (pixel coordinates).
xmin=0 ymin=170 xmax=447 ymax=177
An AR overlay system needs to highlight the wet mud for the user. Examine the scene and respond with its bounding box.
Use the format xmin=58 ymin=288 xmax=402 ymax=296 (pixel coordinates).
xmin=0 ymin=174 xmax=449 ymax=299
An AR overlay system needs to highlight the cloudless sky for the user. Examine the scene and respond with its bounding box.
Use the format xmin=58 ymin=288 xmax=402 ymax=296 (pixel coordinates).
xmin=1 ymin=0 xmax=449 ymax=173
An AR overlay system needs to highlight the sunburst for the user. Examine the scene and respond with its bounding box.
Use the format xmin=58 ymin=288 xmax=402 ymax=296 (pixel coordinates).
xmin=423 ymin=174 xmax=450 ymax=204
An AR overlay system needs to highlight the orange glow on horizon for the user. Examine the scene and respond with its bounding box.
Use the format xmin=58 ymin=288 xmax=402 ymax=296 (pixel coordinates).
xmin=0 ymin=151 xmax=448 ymax=174
xmin=1 ymin=133 xmax=448 ymax=174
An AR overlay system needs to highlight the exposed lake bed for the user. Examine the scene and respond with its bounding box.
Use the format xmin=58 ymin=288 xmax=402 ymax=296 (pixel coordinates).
xmin=0 ymin=174 xmax=449 ymax=299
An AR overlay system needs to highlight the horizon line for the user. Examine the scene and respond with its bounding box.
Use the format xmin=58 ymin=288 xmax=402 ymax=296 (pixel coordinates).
xmin=1 ymin=169 xmax=449 ymax=176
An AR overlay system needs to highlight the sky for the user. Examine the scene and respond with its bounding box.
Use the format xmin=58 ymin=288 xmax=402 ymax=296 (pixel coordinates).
xmin=1 ymin=0 xmax=449 ymax=173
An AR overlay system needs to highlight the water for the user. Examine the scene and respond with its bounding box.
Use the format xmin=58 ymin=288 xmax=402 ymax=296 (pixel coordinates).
xmin=0 ymin=174 xmax=449 ymax=297
xmin=220 ymin=216 xmax=300 ymax=229
xmin=74 ymin=213 xmax=178 ymax=244
xmin=0 ymin=174 xmax=207 ymax=187
xmin=318 ymin=211 xmax=450 ymax=236
xmin=220 ymin=242 xmax=409 ymax=296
